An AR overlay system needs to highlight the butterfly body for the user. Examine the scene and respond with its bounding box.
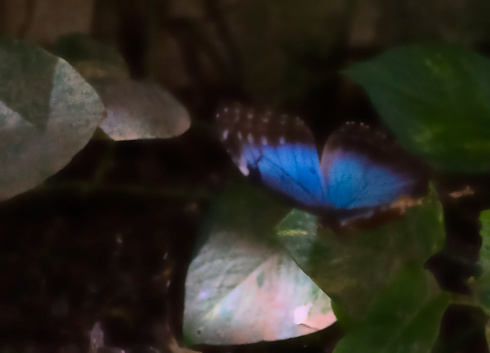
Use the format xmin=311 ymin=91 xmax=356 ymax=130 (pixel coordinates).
xmin=216 ymin=102 xmax=427 ymax=227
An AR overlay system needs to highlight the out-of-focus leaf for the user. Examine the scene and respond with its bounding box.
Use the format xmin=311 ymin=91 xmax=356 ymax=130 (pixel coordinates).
xmin=55 ymin=33 xmax=127 ymax=68
xmin=345 ymin=44 xmax=490 ymax=173
xmin=225 ymin=0 xmax=354 ymax=106
xmin=333 ymin=266 xmax=449 ymax=353
xmin=474 ymin=210 xmax=490 ymax=314
xmin=276 ymin=190 xmax=445 ymax=326
xmin=98 ymin=81 xmax=191 ymax=140
xmin=183 ymin=183 xmax=335 ymax=345
xmin=0 ymin=40 xmax=105 ymax=201
xmin=54 ymin=33 xmax=130 ymax=83
xmin=54 ymin=34 xmax=190 ymax=140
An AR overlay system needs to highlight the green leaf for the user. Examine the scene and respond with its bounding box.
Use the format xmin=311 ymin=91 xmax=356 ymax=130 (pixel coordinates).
xmin=276 ymin=191 xmax=445 ymax=326
xmin=183 ymin=183 xmax=335 ymax=345
xmin=345 ymin=44 xmax=490 ymax=172
xmin=333 ymin=266 xmax=450 ymax=353
xmin=0 ymin=40 xmax=105 ymax=201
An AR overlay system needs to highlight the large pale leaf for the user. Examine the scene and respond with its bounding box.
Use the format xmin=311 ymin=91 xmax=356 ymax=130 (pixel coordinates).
xmin=183 ymin=184 xmax=335 ymax=345
xmin=0 ymin=40 xmax=105 ymax=201
xmin=345 ymin=44 xmax=490 ymax=172
xmin=276 ymin=191 xmax=445 ymax=326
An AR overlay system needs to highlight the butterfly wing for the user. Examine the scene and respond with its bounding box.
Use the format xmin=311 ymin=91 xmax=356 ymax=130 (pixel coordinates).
xmin=216 ymin=103 xmax=328 ymax=210
xmin=320 ymin=122 xmax=427 ymax=210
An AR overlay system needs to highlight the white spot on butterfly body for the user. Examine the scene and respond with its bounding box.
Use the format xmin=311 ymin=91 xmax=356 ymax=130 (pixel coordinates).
xmin=223 ymin=107 xmax=229 ymax=113
xmin=279 ymin=136 xmax=285 ymax=144
xmin=237 ymin=131 xmax=243 ymax=140
xmin=247 ymin=113 xmax=253 ymax=119
xmin=247 ymin=133 xmax=254 ymax=143
xmin=261 ymin=136 xmax=268 ymax=145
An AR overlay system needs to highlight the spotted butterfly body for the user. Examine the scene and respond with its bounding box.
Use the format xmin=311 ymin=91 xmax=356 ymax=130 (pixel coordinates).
xmin=216 ymin=102 xmax=427 ymax=226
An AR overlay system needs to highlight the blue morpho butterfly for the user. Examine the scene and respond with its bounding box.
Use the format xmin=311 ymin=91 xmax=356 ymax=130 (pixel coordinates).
xmin=215 ymin=102 xmax=428 ymax=229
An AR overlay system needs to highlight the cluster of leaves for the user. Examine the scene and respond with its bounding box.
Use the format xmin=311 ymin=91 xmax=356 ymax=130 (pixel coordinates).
xmin=183 ymin=44 xmax=490 ymax=352
xmin=3 ymin=33 xmax=490 ymax=352
xmin=0 ymin=35 xmax=190 ymax=202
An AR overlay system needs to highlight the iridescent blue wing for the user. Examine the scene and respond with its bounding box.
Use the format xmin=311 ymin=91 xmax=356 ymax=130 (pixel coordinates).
xmin=320 ymin=122 xmax=427 ymax=211
xmin=216 ymin=102 xmax=328 ymax=210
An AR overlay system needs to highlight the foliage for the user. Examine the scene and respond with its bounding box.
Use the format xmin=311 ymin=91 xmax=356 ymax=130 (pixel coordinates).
xmin=0 ymin=37 xmax=190 ymax=201
xmin=184 ymin=43 xmax=490 ymax=352
xmin=184 ymin=184 xmax=335 ymax=345
xmin=1 ymin=32 xmax=490 ymax=353
xmin=276 ymin=190 xmax=445 ymax=327
xmin=345 ymin=44 xmax=490 ymax=173
xmin=0 ymin=40 xmax=105 ymax=202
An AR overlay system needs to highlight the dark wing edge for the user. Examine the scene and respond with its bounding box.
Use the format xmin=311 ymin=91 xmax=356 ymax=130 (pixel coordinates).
xmin=321 ymin=121 xmax=429 ymax=199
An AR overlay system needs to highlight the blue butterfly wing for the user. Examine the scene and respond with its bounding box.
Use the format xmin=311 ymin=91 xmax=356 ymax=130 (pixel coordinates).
xmin=242 ymin=143 xmax=327 ymax=208
xmin=216 ymin=103 xmax=428 ymax=224
xmin=216 ymin=103 xmax=328 ymax=210
xmin=320 ymin=123 xmax=427 ymax=210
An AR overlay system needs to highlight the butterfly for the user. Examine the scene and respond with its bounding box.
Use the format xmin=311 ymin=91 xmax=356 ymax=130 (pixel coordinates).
xmin=215 ymin=102 xmax=428 ymax=228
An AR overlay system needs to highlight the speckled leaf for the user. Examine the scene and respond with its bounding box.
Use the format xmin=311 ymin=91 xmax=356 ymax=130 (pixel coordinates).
xmin=54 ymin=34 xmax=190 ymax=141
xmin=183 ymin=184 xmax=335 ymax=345
xmin=345 ymin=44 xmax=490 ymax=172
xmin=276 ymin=190 xmax=445 ymax=326
xmin=0 ymin=40 xmax=105 ymax=201
xmin=98 ymin=81 xmax=191 ymax=140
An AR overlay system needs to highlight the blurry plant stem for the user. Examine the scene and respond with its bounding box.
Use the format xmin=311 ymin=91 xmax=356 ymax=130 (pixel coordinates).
xmin=17 ymin=0 xmax=35 ymax=38
xmin=203 ymin=0 xmax=242 ymax=84
xmin=145 ymin=0 xmax=166 ymax=79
